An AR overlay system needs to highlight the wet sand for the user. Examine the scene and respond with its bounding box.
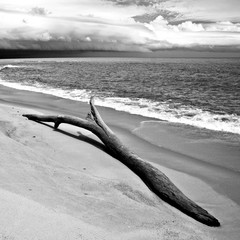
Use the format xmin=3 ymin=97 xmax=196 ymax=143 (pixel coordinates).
xmin=1 ymin=85 xmax=240 ymax=239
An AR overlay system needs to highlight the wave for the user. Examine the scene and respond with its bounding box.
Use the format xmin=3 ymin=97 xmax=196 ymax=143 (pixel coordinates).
xmin=96 ymin=97 xmax=240 ymax=135
xmin=0 ymin=78 xmax=91 ymax=102
xmin=0 ymin=78 xmax=239 ymax=135
xmin=0 ymin=65 xmax=24 ymax=71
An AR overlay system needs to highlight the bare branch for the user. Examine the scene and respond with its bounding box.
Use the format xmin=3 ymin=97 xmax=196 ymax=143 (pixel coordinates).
xmin=89 ymin=96 xmax=114 ymax=136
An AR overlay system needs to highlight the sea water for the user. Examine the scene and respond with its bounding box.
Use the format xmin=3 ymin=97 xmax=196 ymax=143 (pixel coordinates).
xmin=0 ymin=57 xmax=239 ymax=135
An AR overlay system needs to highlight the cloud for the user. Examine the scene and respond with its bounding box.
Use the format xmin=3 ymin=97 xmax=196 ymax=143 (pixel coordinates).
xmin=29 ymin=7 xmax=49 ymax=16
xmin=0 ymin=11 xmax=152 ymax=52
xmin=143 ymin=17 xmax=240 ymax=50
xmin=133 ymin=9 xmax=180 ymax=23
xmin=205 ymin=21 xmax=240 ymax=32
xmin=1 ymin=12 xmax=240 ymax=52
xmin=165 ymin=0 xmax=240 ymax=23
xmin=0 ymin=7 xmax=24 ymax=14
xmin=177 ymin=21 xmax=205 ymax=32
xmin=133 ymin=12 xmax=161 ymax=23
xmin=106 ymin=0 xmax=164 ymax=7
xmin=0 ymin=0 xmax=240 ymax=53
xmin=0 ymin=38 xmax=149 ymax=52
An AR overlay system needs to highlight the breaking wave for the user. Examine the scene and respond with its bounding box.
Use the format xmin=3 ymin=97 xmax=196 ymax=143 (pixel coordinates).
xmin=0 ymin=65 xmax=23 ymax=71
xmin=0 ymin=78 xmax=239 ymax=135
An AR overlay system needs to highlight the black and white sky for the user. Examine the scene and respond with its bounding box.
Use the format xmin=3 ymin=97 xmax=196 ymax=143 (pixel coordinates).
xmin=0 ymin=0 xmax=240 ymax=55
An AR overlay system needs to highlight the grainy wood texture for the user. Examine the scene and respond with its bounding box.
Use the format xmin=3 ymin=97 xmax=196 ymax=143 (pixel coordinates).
xmin=23 ymin=97 xmax=220 ymax=227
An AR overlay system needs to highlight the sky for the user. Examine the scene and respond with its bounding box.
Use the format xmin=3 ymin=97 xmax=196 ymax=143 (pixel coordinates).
xmin=0 ymin=0 xmax=240 ymax=55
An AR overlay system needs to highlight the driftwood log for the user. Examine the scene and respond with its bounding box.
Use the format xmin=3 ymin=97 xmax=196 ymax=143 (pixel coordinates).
xmin=23 ymin=97 xmax=220 ymax=227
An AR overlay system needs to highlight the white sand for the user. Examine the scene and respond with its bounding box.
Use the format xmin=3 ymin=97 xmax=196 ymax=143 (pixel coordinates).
xmin=0 ymin=100 xmax=240 ymax=239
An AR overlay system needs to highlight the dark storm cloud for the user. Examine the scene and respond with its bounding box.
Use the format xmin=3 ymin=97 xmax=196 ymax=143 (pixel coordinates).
xmin=0 ymin=39 xmax=149 ymax=52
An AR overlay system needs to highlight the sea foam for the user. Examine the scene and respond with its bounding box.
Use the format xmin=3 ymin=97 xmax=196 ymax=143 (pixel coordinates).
xmin=0 ymin=65 xmax=23 ymax=71
xmin=0 ymin=78 xmax=239 ymax=135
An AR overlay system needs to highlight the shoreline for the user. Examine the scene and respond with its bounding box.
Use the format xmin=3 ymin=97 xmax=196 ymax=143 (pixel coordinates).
xmin=1 ymin=58 xmax=240 ymax=136
xmin=1 ymin=84 xmax=240 ymax=239
xmin=1 ymin=84 xmax=240 ymax=204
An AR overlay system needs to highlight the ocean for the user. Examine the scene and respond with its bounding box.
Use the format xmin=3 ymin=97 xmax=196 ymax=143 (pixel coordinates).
xmin=0 ymin=57 xmax=240 ymax=135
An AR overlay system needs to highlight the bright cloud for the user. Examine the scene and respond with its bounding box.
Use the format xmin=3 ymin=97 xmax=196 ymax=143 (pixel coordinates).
xmin=177 ymin=21 xmax=205 ymax=32
xmin=145 ymin=17 xmax=240 ymax=49
xmin=0 ymin=0 xmax=239 ymax=52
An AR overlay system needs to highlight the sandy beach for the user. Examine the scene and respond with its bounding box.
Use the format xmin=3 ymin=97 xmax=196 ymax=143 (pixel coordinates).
xmin=1 ymin=84 xmax=240 ymax=240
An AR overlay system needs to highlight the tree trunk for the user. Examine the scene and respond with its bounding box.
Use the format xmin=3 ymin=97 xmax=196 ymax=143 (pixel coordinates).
xmin=23 ymin=97 xmax=220 ymax=227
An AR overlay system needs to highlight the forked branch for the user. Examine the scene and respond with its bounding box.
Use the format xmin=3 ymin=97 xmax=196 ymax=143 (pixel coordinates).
xmin=23 ymin=97 xmax=220 ymax=227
